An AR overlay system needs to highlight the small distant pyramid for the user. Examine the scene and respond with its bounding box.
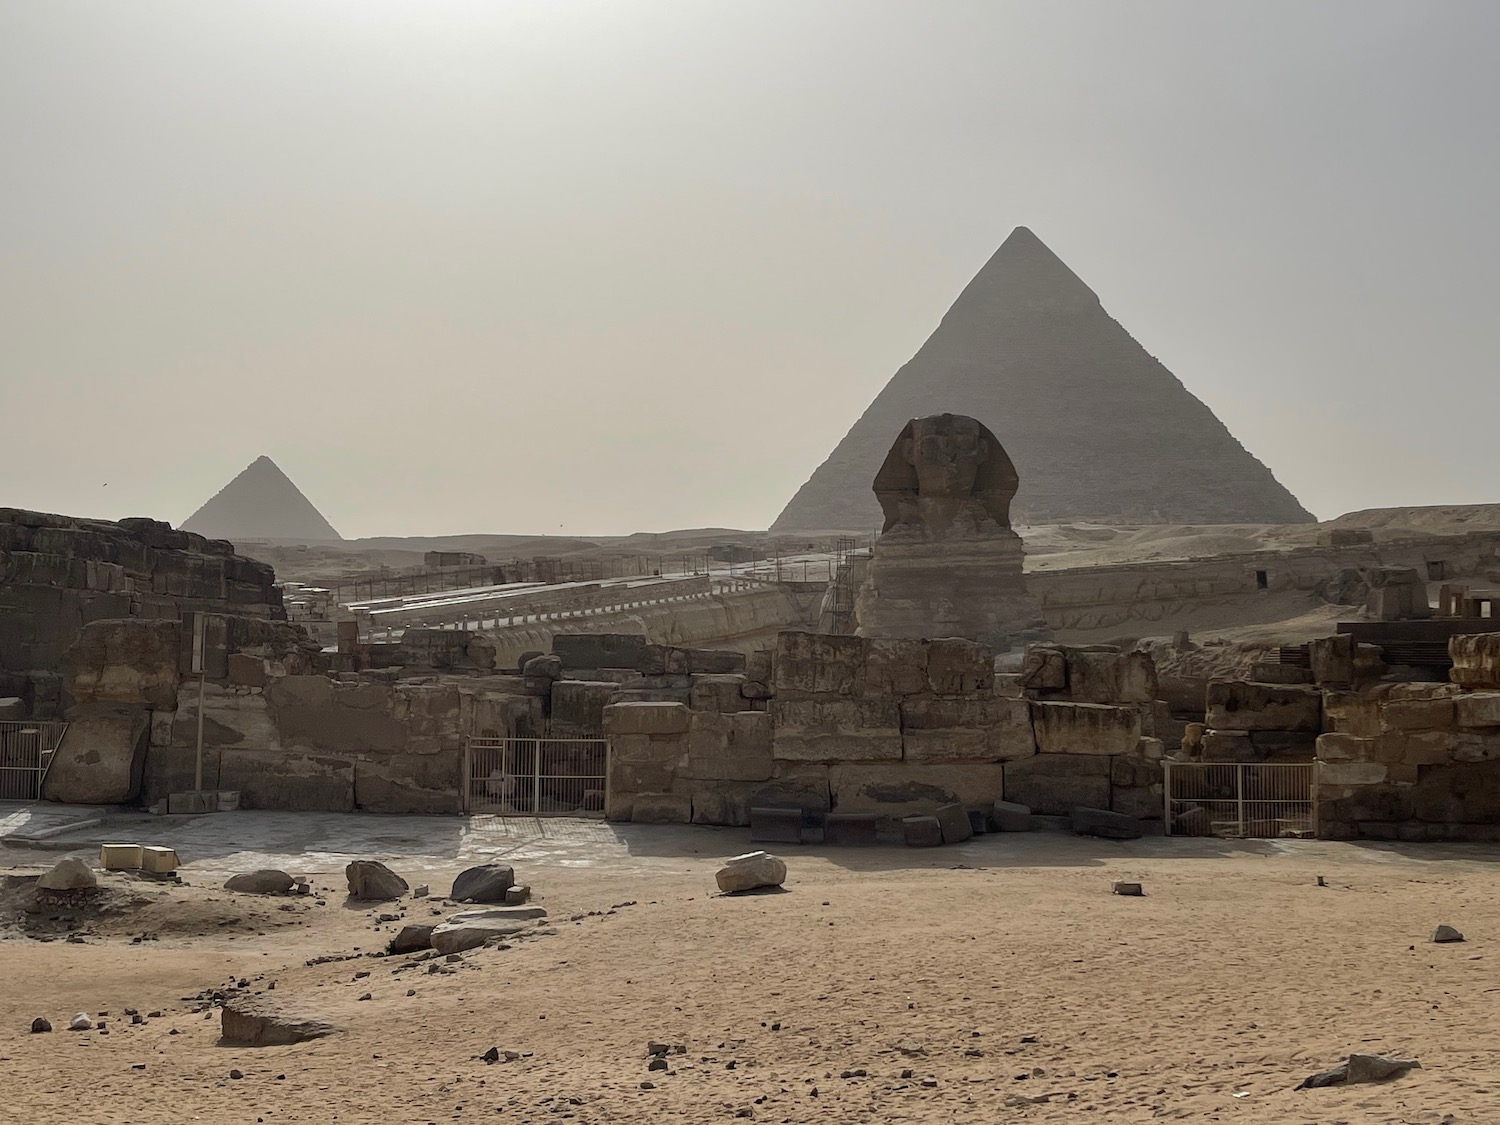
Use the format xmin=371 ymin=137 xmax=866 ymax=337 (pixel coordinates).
xmin=772 ymin=227 xmax=1314 ymax=530
xmin=181 ymin=456 xmax=342 ymax=542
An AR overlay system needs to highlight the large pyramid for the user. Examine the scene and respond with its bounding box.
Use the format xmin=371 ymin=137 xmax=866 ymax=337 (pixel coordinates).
xmin=772 ymin=227 xmax=1313 ymax=530
xmin=181 ymin=456 xmax=342 ymax=542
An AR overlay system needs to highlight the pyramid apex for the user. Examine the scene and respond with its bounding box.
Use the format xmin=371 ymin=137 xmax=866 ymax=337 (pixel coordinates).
xmin=181 ymin=456 xmax=341 ymax=543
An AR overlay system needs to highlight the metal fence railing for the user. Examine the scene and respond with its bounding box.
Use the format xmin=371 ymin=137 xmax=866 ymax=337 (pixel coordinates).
xmin=1164 ymin=761 xmax=1317 ymax=839
xmin=465 ymin=737 xmax=609 ymax=818
xmin=0 ymin=721 xmax=69 ymax=801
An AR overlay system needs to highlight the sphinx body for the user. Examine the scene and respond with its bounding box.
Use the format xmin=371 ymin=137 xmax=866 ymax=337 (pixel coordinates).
xmin=853 ymin=413 xmax=1047 ymax=644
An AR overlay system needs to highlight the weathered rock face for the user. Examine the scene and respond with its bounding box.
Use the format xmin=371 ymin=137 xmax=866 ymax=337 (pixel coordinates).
xmin=220 ymin=996 xmax=335 ymax=1046
xmin=41 ymin=703 xmax=151 ymax=804
xmin=772 ymin=226 xmax=1312 ymax=530
xmin=714 ymin=851 xmax=787 ymax=894
xmin=852 ymin=414 xmax=1047 ymax=643
xmin=430 ymin=906 xmax=547 ymax=954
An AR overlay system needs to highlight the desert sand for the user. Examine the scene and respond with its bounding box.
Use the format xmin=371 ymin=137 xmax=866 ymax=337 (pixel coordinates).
xmin=1 ymin=822 xmax=1494 ymax=1125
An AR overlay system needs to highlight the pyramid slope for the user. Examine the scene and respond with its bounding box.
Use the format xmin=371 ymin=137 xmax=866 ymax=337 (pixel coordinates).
xmin=772 ymin=227 xmax=1314 ymax=531
xmin=181 ymin=456 xmax=342 ymax=542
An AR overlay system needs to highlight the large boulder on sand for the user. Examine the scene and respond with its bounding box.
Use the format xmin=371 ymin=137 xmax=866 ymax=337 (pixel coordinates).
xmin=345 ymin=860 xmax=408 ymax=901
xmin=221 ymin=996 xmax=336 ymax=1046
xmin=450 ymin=864 xmax=515 ymax=904
xmin=715 ymin=851 xmax=787 ymax=894
xmin=388 ymin=923 xmax=435 ymax=954
xmin=224 ymin=869 xmax=295 ymax=895
xmin=37 ymin=857 xmax=97 ymax=891
xmin=430 ymin=906 xmax=548 ymax=954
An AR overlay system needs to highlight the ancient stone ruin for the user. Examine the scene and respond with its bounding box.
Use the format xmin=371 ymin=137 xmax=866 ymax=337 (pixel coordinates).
xmin=852 ymin=412 xmax=1046 ymax=644
xmin=773 ymin=226 xmax=1314 ymax=530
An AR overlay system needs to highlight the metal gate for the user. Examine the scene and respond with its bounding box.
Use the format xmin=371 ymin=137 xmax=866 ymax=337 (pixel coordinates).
xmin=0 ymin=721 xmax=69 ymax=801
xmin=465 ymin=737 xmax=609 ymax=817
xmin=1164 ymin=761 xmax=1317 ymax=839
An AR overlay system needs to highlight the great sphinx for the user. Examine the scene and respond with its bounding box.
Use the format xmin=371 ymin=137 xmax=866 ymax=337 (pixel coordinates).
xmin=854 ymin=413 xmax=1047 ymax=644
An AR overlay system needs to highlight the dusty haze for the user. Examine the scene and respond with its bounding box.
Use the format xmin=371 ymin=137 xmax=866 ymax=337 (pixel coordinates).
xmin=3 ymin=0 xmax=1497 ymax=536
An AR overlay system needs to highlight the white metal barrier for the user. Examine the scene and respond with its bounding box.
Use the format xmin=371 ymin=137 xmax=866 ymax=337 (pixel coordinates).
xmin=465 ymin=737 xmax=609 ymax=817
xmin=0 ymin=721 xmax=69 ymax=801
xmin=1164 ymin=761 xmax=1317 ymax=839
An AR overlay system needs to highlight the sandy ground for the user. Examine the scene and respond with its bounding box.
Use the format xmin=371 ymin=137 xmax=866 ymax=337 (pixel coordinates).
xmin=1 ymin=815 xmax=1495 ymax=1125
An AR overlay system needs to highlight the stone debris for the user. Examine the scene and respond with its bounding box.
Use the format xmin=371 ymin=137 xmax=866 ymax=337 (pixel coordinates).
xmin=412 ymin=885 xmax=429 ymax=898
xmin=504 ymin=885 xmax=532 ymax=905
xmin=1070 ymin=807 xmax=1144 ymax=840
xmin=220 ymin=996 xmax=336 ymax=1047
xmin=68 ymin=1013 xmax=92 ymax=1031
xmin=345 ymin=860 xmax=409 ymax=902
xmin=1111 ymin=881 xmax=1144 ymax=896
xmin=1432 ymin=924 xmax=1465 ymax=943
xmin=715 ymin=851 xmax=788 ymax=894
xmin=933 ymin=802 xmax=973 ymax=845
xmin=223 ymin=869 xmax=295 ymax=895
xmin=38 ymin=858 xmax=98 ymax=892
xmin=1296 ymin=1053 xmax=1422 ymax=1089
xmin=450 ymin=864 xmax=516 ymax=904
xmin=902 ymin=816 xmax=943 ymax=848
xmin=388 ymin=923 xmax=435 ymax=954
xmin=992 ymin=799 xmax=1035 ymax=832
xmin=30 ymin=1017 xmax=51 ymax=1033
xmin=430 ymin=906 xmax=547 ymax=954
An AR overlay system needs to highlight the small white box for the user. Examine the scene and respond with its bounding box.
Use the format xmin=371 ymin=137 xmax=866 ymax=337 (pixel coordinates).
xmin=99 ymin=843 xmax=142 ymax=870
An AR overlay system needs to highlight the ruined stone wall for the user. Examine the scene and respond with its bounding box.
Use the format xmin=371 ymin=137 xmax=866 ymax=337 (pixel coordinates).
xmin=603 ymin=632 xmax=1169 ymax=830
xmin=1029 ymin=533 xmax=1500 ymax=634
xmin=0 ymin=508 xmax=282 ymax=717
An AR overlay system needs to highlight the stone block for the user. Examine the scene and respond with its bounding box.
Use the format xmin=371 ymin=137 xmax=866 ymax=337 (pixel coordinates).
xmin=1205 ymin=681 xmax=1321 ymax=732
xmin=1381 ymin=698 xmax=1455 ymax=733
xmin=828 ymin=761 xmax=1002 ymax=820
xmin=1249 ymin=662 xmax=1315 ymax=685
xmin=630 ymin=793 xmax=692 ymax=824
xmin=682 ymin=711 xmax=773 ymax=782
xmin=685 ymin=648 xmax=746 ymax=674
xmin=167 ymin=790 xmax=216 ymax=814
xmin=1452 ymin=634 xmax=1500 ymax=689
xmin=552 ymin=633 xmax=648 ymax=672
xmin=934 ymin=802 xmax=973 ymax=844
xmin=60 ymin=618 xmax=181 ymax=709
xmin=1319 ymin=760 xmax=1387 ymax=786
xmin=926 ymin=638 xmax=993 ymax=695
xmin=638 ymin=645 xmax=690 ymax=676
xmin=991 ymin=798 xmax=1034 ymax=831
xmin=862 ymin=638 xmax=930 ymax=697
xmin=1002 ymin=754 xmax=1110 ymax=816
xmin=549 ymin=680 xmax=619 ymax=736
xmin=43 ymin=703 xmax=151 ymax=804
xmin=689 ymin=674 xmax=751 ymax=713
xmin=1456 ymin=693 xmax=1500 ymax=728
xmin=1307 ymin=634 xmax=1356 ymax=688
xmin=1063 ymin=648 xmax=1158 ymax=703
xmin=1019 ymin=645 xmax=1067 ymax=692
xmin=1031 ymin=701 xmax=1143 ymax=756
xmin=771 ymin=698 xmax=901 ymax=762
xmin=1315 ymin=732 xmax=1373 ymax=762
xmin=681 ymin=782 xmax=758 ymax=827
xmin=1070 ymin=806 xmax=1143 ymax=839
xmin=824 ymin=812 xmax=877 ymax=846
xmin=773 ymin=631 xmax=865 ymax=697
xmin=747 ymin=765 xmax=830 ymax=815
xmin=218 ymin=748 xmax=355 ymax=811
xmin=603 ymin=701 xmax=691 ymax=737
xmin=902 ymin=816 xmax=943 ymax=847
xmin=1323 ymin=692 xmax=1382 ymax=738
xmin=1110 ymin=784 xmax=1163 ymax=820
xmin=1247 ymin=729 xmax=1318 ymax=760
xmin=226 ymin=652 xmax=268 ymax=688
xmin=900 ymin=695 xmax=1036 ymax=762
xmin=749 ymin=806 xmax=804 ymax=844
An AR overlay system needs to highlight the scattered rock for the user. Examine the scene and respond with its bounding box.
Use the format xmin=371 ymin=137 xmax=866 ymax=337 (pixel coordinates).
xmin=39 ymin=858 xmax=97 ymax=892
xmin=1111 ymin=881 xmax=1144 ymax=896
xmin=839 ymin=1068 xmax=867 ymax=1079
xmin=992 ymin=799 xmax=1035 ymax=832
xmin=639 ymin=1080 xmax=655 ymax=1090
xmin=224 ymin=870 xmax=295 ymax=895
xmin=388 ymin=924 xmax=435 ymax=954
xmin=1070 ymin=807 xmax=1144 ymax=840
xmin=450 ymin=864 xmax=516 ymax=904
xmin=504 ymin=885 xmax=532 ymax=906
xmin=68 ymin=1013 xmax=92 ymax=1031
xmin=229 ymin=1069 xmax=243 ymax=1080
xmin=648 ymin=1057 xmax=668 ymax=1071
xmin=430 ymin=906 xmax=547 ymax=954
xmin=30 ymin=1017 xmax=51 ymax=1033
xmin=1296 ymin=1053 xmax=1422 ymax=1089
xmin=412 ymin=885 xmax=429 ymax=898
xmin=1432 ymin=924 xmax=1465 ymax=943
xmin=933 ymin=802 xmax=973 ymax=844
xmin=345 ymin=861 xmax=408 ymax=902
xmin=220 ymin=996 xmax=336 ymax=1047
xmin=715 ymin=851 xmax=788 ymax=894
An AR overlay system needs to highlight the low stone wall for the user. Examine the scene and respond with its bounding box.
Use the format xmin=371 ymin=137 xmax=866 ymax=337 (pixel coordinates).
xmin=603 ymin=633 xmax=1169 ymax=829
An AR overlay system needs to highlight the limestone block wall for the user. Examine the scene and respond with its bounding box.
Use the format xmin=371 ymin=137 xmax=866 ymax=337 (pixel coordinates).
xmin=603 ymin=632 xmax=1170 ymax=829
xmin=0 ymin=508 xmax=282 ymax=717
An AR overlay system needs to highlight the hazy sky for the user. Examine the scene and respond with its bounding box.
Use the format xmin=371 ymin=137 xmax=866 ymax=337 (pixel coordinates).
xmin=4 ymin=1 xmax=1497 ymax=538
